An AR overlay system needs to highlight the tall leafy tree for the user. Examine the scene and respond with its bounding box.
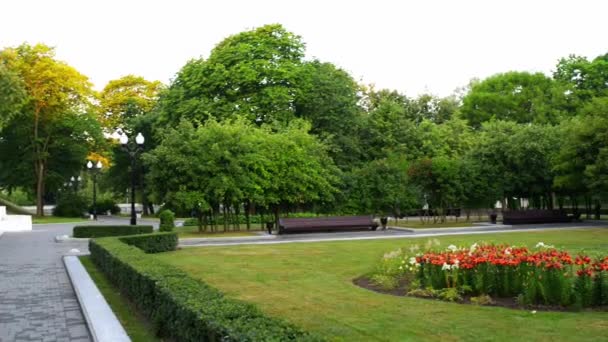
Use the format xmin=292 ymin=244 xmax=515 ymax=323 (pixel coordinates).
xmin=460 ymin=71 xmax=567 ymax=127
xmin=294 ymin=60 xmax=363 ymax=169
xmin=158 ymin=24 xmax=305 ymax=127
xmin=554 ymin=53 xmax=608 ymax=102
xmin=0 ymin=43 xmax=97 ymax=215
xmin=0 ymin=64 xmax=27 ymax=131
xmin=99 ymin=75 xmax=163 ymax=130
xmin=144 ymin=118 xmax=340 ymax=229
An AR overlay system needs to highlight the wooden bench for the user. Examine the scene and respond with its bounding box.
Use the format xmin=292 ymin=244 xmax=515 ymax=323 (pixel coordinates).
xmin=502 ymin=210 xmax=571 ymax=225
xmin=278 ymin=216 xmax=378 ymax=234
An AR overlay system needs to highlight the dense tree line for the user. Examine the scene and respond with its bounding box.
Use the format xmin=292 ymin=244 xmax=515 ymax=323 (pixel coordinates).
xmin=1 ymin=24 xmax=607 ymax=222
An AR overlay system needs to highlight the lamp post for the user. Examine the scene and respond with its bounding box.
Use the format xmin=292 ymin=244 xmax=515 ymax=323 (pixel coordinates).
xmin=120 ymin=132 xmax=145 ymax=225
xmin=69 ymin=176 xmax=82 ymax=192
xmin=87 ymin=160 xmax=102 ymax=220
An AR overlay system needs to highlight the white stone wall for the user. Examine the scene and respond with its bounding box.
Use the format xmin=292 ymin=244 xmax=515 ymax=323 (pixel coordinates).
xmin=0 ymin=206 xmax=33 ymax=232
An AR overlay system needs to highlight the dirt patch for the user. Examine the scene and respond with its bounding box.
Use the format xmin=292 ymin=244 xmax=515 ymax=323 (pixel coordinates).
xmin=353 ymin=276 xmax=607 ymax=312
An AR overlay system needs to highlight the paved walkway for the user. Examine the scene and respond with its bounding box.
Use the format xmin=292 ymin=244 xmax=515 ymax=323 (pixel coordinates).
xmin=0 ymin=216 xmax=158 ymax=342
xmin=179 ymin=221 xmax=608 ymax=247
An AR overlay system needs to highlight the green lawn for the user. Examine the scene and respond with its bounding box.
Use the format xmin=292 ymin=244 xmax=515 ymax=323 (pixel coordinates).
xmin=154 ymin=228 xmax=608 ymax=341
xmin=79 ymin=256 xmax=161 ymax=342
xmin=32 ymin=216 xmax=87 ymax=224
xmin=176 ymin=225 xmax=263 ymax=238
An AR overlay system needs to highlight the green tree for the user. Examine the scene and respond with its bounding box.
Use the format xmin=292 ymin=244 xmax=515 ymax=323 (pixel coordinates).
xmin=144 ymin=118 xmax=340 ymax=231
xmin=99 ymin=75 xmax=163 ymax=130
xmin=342 ymin=155 xmax=418 ymax=218
xmin=0 ymin=43 xmax=97 ymax=215
xmin=294 ymin=60 xmax=363 ymax=169
xmin=554 ymin=53 xmax=608 ymax=102
xmin=460 ymin=71 xmax=567 ymax=127
xmin=158 ymin=24 xmax=305 ymax=127
xmin=554 ymin=98 xmax=608 ymax=205
xmin=467 ymin=121 xmax=559 ymax=209
xmin=0 ymin=64 xmax=27 ymax=130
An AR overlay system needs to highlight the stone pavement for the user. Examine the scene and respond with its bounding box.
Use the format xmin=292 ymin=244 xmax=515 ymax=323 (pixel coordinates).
xmin=0 ymin=222 xmax=91 ymax=342
xmin=0 ymin=216 xmax=155 ymax=342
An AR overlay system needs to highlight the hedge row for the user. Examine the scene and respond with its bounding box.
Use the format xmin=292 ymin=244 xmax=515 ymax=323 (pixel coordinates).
xmin=73 ymin=225 xmax=153 ymax=238
xmin=119 ymin=232 xmax=178 ymax=253
xmin=89 ymin=234 xmax=321 ymax=341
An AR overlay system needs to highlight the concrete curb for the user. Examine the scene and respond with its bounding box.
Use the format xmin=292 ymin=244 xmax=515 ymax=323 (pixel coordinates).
xmin=178 ymin=225 xmax=606 ymax=248
xmin=179 ymin=233 xmax=276 ymax=245
xmin=63 ymin=256 xmax=130 ymax=342
xmin=55 ymin=235 xmax=89 ymax=243
xmin=389 ymin=224 xmax=512 ymax=234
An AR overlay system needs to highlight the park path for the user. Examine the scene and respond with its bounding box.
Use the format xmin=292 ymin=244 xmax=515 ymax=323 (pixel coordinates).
xmin=0 ymin=222 xmax=90 ymax=342
xmin=0 ymin=216 xmax=158 ymax=342
xmin=179 ymin=221 xmax=608 ymax=247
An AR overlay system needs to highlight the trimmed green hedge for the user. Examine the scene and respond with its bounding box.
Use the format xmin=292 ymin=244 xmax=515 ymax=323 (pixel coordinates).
xmin=119 ymin=232 xmax=178 ymax=253
xmin=89 ymin=234 xmax=321 ymax=341
xmin=73 ymin=225 xmax=153 ymax=238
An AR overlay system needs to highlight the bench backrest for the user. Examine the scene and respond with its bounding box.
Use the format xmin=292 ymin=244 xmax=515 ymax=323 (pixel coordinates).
xmin=279 ymin=216 xmax=375 ymax=229
xmin=503 ymin=210 xmax=568 ymax=219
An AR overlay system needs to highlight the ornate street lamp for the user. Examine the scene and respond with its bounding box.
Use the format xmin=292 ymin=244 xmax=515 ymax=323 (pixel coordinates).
xmin=87 ymin=160 xmax=102 ymax=220
xmin=69 ymin=176 xmax=82 ymax=192
xmin=120 ymin=132 xmax=144 ymax=225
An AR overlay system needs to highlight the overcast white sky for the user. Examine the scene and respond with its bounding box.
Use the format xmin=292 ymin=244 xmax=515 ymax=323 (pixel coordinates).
xmin=1 ymin=0 xmax=606 ymax=97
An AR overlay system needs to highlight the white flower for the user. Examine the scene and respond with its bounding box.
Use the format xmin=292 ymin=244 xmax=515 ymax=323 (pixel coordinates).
xmin=442 ymin=262 xmax=451 ymax=271
xmin=469 ymin=243 xmax=478 ymax=256
xmin=409 ymin=257 xmax=417 ymax=265
xmin=383 ymin=249 xmax=402 ymax=260
xmin=454 ymin=259 xmax=460 ymax=265
xmin=447 ymin=244 xmax=458 ymax=252
xmin=504 ymin=248 xmax=512 ymax=256
xmin=531 ymin=310 xmax=537 ymax=314
xmin=452 ymin=263 xmax=459 ymax=270
xmin=535 ymin=242 xmax=554 ymax=249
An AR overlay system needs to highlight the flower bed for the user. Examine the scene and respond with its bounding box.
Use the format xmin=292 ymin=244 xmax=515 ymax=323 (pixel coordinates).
xmin=363 ymin=241 xmax=608 ymax=309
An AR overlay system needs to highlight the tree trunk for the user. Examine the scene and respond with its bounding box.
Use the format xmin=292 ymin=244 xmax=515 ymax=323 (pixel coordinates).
xmin=35 ymin=160 xmax=45 ymax=216
xmin=274 ymin=205 xmax=280 ymax=232
xmin=245 ymin=200 xmax=251 ymax=231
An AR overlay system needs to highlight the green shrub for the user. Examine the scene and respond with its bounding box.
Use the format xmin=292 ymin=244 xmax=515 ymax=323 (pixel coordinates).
xmin=119 ymin=232 xmax=178 ymax=253
xmin=471 ymin=294 xmax=494 ymax=306
xmin=89 ymin=234 xmax=320 ymax=341
xmin=54 ymin=193 xmax=88 ymax=217
xmin=73 ymin=225 xmax=153 ymax=238
xmin=89 ymin=198 xmax=120 ymax=215
xmin=158 ymin=210 xmax=175 ymax=232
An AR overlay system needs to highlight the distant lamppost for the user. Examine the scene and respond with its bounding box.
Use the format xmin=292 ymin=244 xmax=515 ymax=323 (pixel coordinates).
xmin=120 ymin=132 xmax=145 ymax=225
xmin=87 ymin=160 xmax=103 ymax=220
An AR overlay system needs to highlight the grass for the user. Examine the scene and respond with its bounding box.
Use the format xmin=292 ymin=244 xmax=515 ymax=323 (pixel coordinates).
xmin=79 ymin=256 xmax=162 ymax=342
xmin=154 ymin=228 xmax=608 ymax=341
xmin=176 ymin=225 xmax=262 ymax=238
xmin=32 ymin=216 xmax=87 ymax=224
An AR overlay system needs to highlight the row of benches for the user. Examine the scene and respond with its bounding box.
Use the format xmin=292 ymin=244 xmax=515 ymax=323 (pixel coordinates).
xmin=276 ymin=210 xmax=579 ymax=234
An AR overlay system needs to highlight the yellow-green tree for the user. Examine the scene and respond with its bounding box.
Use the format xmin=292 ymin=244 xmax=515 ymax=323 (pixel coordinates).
xmin=0 ymin=43 xmax=95 ymax=216
xmin=99 ymin=75 xmax=163 ymax=130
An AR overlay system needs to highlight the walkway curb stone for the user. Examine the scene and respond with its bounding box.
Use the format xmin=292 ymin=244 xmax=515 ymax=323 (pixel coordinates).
xmin=63 ymin=256 xmax=130 ymax=342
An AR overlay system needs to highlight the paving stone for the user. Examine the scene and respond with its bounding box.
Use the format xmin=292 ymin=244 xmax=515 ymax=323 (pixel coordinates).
xmin=0 ymin=224 xmax=91 ymax=342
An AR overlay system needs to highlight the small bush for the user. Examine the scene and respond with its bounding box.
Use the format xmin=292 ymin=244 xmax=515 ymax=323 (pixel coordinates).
xmin=54 ymin=193 xmax=88 ymax=217
xmin=119 ymin=232 xmax=178 ymax=253
xmin=471 ymin=294 xmax=494 ymax=306
xmin=159 ymin=210 xmax=175 ymax=232
xmin=370 ymin=274 xmax=399 ymax=290
xmin=73 ymin=225 xmax=153 ymax=238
